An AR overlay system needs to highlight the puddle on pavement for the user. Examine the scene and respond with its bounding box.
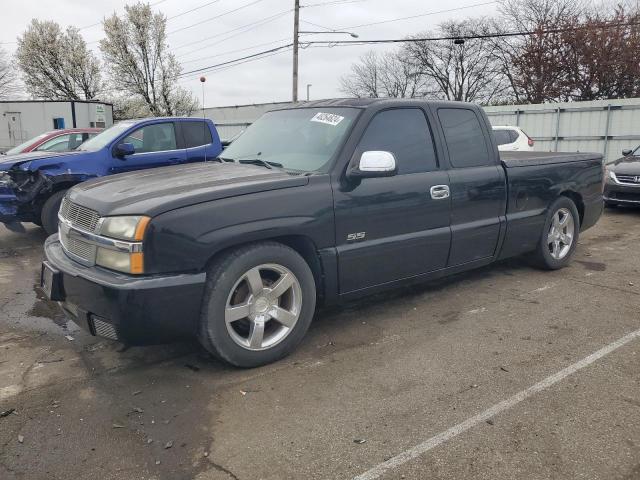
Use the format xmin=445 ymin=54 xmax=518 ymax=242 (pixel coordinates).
xmin=30 ymin=284 xmax=68 ymax=327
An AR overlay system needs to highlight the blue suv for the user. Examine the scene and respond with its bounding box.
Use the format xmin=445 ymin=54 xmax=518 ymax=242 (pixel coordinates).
xmin=0 ymin=117 xmax=222 ymax=234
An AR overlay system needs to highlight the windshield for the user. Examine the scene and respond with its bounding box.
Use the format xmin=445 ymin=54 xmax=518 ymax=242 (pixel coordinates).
xmin=76 ymin=122 xmax=134 ymax=152
xmin=221 ymin=107 xmax=359 ymax=172
xmin=5 ymin=133 xmax=49 ymax=155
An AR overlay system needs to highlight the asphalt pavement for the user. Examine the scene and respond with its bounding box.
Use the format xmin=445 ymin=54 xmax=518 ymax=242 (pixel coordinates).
xmin=1 ymin=208 xmax=639 ymax=480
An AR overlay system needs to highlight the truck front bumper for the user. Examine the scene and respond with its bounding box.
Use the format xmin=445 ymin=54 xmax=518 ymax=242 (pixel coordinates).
xmin=43 ymin=235 xmax=207 ymax=345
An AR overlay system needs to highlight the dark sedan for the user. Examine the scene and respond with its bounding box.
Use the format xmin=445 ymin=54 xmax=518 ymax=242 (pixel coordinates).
xmin=604 ymin=148 xmax=640 ymax=207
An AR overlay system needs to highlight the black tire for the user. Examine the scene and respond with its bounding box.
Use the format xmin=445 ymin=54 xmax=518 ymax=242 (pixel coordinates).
xmin=41 ymin=190 xmax=67 ymax=235
xmin=199 ymin=242 xmax=316 ymax=368
xmin=530 ymin=196 xmax=580 ymax=270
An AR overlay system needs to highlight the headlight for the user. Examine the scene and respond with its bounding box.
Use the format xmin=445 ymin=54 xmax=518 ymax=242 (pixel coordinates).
xmin=95 ymin=215 xmax=150 ymax=274
xmin=96 ymin=248 xmax=144 ymax=274
xmin=0 ymin=171 xmax=12 ymax=186
xmin=99 ymin=216 xmax=150 ymax=241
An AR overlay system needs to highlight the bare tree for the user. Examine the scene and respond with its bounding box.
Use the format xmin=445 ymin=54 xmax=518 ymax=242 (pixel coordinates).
xmin=100 ymin=2 xmax=198 ymax=117
xmin=405 ymin=18 xmax=509 ymax=104
xmin=339 ymin=50 xmax=427 ymax=98
xmin=562 ymin=5 xmax=640 ymax=100
xmin=340 ymin=51 xmax=382 ymax=98
xmin=492 ymin=0 xmax=586 ymax=103
xmin=16 ymin=20 xmax=101 ymax=100
xmin=0 ymin=47 xmax=19 ymax=99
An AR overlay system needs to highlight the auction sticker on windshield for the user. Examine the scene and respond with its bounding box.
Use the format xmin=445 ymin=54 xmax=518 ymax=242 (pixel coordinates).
xmin=311 ymin=112 xmax=344 ymax=126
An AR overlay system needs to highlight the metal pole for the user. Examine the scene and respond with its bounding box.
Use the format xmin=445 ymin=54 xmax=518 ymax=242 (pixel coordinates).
xmin=554 ymin=107 xmax=561 ymax=152
xmin=515 ymin=109 xmax=520 ymax=127
xmin=306 ymin=84 xmax=311 ymax=101
xmin=603 ymin=104 xmax=612 ymax=162
xmin=292 ymin=0 xmax=300 ymax=102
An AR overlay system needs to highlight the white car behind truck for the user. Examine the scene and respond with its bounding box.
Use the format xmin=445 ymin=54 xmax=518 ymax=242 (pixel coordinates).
xmin=493 ymin=125 xmax=534 ymax=151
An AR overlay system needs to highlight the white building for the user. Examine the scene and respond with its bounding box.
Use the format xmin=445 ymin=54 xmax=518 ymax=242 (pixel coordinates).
xmin=0 ymin=100 xmax=114 ymax=152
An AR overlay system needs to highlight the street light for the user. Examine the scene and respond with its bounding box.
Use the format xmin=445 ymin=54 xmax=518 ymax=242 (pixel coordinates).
xmin=292 ymin=31 xmax=359 ymax=102
xmin=292 ymin=0 xmax=360 ymax=102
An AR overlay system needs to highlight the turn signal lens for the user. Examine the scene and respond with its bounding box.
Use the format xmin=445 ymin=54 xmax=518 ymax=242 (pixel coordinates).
xmin=95 ymin=248 xmax=144 ymax=275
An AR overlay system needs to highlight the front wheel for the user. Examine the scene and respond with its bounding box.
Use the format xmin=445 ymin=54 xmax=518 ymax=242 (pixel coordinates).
xmin=199 ymin=242 xmax=316 ymax=368
xmin=41 ymin=190 xmax=67 ymax=235
xmin=530 ymin=197 xmax=580 ymax=270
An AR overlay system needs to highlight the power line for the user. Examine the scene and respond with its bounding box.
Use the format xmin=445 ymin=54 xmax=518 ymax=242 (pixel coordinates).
xmin=301 ymin=20 xmax=640 ymax=45
xmin=180 ymin=38 xmax=290 ymax=64
xmin=182 ymin=47 xmax=293 ymax=77
xmin=299 ymin=19 xmax=335 ymax=31
xmin=167 ymin=0 xmax=221 ymax=20
xmin=178 ymin=43 xmax=293 ymax=77
xmin=302 ymin=0 xmax=366 ymax=7
xmin=335 ymin=1 xmax=499 ymax=31
xmin=177 ymin=20 xmax=640 ymax=77
xmin=167 ymin=0 xmax=268 ymax=35
xmin=78 ymin=0 xmax=169 ymax=31
xmin=172 ymin=8 xmax=292 ymax=52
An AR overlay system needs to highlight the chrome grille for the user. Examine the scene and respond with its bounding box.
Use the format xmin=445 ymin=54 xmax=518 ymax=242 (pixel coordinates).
xmin=614 ymin=173 xmax=640 ymax=185
xmin=59 ymin=197 xmax=101 ymax=232
xmin=59 ymin=226 xmax=97 ymax=264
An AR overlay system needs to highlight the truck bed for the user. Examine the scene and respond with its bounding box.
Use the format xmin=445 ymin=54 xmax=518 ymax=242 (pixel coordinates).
xmin=501 ymin=151 xmax=602 ymax=168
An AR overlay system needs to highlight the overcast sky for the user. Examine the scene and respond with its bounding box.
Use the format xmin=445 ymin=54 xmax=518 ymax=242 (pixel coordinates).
xmin=2 ymin=0 xmax=499 ymax=107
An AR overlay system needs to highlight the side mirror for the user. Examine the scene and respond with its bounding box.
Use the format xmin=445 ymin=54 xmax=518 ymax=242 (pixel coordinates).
xmin=622 ymin=149 xmax=633 ymax=156
xmin=347 ymin=151 xmax=397 ymax=179
xmin=115 ymin=142 xmax=135 ymax=158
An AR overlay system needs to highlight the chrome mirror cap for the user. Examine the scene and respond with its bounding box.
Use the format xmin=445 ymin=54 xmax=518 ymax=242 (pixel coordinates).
xmin=348 ymin=150 xmax=397 ymax=178
xmin=359 ymin=151 xmax=396 ymax=172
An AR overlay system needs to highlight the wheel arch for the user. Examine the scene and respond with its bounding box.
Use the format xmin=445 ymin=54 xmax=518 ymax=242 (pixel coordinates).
xmin=559 ymin=190 xmax=584 ymax=226
xmin=203 ymin=234 xmax=325 ymax=303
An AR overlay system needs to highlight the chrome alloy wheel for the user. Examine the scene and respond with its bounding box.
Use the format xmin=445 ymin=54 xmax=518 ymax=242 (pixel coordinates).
xmin=547 ymin=207 xmax=575 ymax=260
xmin=225 ymin=263 xmax=302 ymax=351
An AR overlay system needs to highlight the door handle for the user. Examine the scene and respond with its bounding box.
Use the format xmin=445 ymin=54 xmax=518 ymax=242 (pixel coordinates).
xmin=430 ymin=185 xmax=450 ymax=200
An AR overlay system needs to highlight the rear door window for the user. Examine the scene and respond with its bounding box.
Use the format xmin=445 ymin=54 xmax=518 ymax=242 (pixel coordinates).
xmin=438 ymin=108 xmax=491 ymax=168
xmin=356 ymin=108 xmax=438 ymax=174
xmin=182 ymin=121 xmax=213 ymax=148
xmin=493 ymin=129 xmax=512 ymax=146
xmin=121 ymin=123 xmax=177 ymax=153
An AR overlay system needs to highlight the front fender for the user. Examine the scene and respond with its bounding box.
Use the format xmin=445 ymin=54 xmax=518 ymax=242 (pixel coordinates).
xmin=143 ymin=178 xmax=335 ymax=275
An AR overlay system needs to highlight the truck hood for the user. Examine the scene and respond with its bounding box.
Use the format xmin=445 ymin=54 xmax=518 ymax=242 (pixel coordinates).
xmin=609 ymin=156 xmax=640 ymax=175
xmin=68 ymin=162 xmax=310 ymax=217
xmin=0 ymin=150 xmax=88 ymax=172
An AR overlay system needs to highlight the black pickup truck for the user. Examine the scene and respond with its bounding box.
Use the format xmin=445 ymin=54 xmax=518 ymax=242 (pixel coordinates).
xmin=41 ymin=99 xmax=604 ymax=367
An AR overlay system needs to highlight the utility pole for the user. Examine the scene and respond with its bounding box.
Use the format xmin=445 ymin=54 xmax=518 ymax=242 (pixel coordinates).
xmin=306 ymin=84 xmax=312 ymax=101
xmin=292 ymin=0 xmax=300 ymax=102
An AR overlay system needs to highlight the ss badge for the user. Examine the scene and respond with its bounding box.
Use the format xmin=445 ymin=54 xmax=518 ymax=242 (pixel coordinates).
xmin=346 ymin=232 xmax=366 ymax=242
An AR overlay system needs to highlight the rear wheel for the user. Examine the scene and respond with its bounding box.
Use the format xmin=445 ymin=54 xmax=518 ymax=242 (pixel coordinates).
xmin=530 ymin=197 xmax=580 ymax=270
xmin=199 ymin=242 xmax=316 ymax=368
xmin=40 ymin=190 xmax=67 ymax=235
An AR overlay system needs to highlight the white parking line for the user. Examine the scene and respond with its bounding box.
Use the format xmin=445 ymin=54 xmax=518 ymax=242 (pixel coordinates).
xmin=353 ymin=327 xmax=640 ymax=480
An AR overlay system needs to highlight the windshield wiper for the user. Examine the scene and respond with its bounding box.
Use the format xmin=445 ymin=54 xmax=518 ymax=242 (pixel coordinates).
xmin=237 ymin=158 xmax=284 ymax=169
